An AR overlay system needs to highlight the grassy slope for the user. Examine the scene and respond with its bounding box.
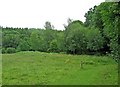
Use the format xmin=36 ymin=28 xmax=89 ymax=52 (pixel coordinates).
xmin=2 ymin=51 xmax=118 ymax=85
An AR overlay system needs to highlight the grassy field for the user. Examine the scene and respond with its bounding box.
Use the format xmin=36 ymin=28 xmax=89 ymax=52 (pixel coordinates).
xmin=0 ymin=54 xmax=1 ymax=86
xmin=2 ymin=51 xmax=118 ymax=85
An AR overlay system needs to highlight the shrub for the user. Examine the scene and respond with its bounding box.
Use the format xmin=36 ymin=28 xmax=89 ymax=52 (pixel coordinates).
xmin=6 ymin=47 xmax=16 ymax=53
xmin=2 ymin=48 xmax=6 ymax=54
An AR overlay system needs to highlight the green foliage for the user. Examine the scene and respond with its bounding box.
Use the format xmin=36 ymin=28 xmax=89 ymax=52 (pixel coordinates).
xmin=6 ymin=47 xmax=16 ymax=53
xmin=43 ymin=29 xmax=57 ymax=51
xmin=100 ymin=2 xmax=119 ymax=60
xmin=29 ymin=31 xmax=41 ymax=51
xmin=2 ymin=31 xmax=20 ymax=48
xmin=86 ymin=28 xmax=104 ymax=51
xmin=2 ymin=48 xmax=6 ymax=54
xmin=84 ymin=2 xmax=119 ymax=60
xmin=17 ymin=40 xmax=30 ymax=51
xmin=56 ymin=32 xmax=65 ymax=52
xmin=48 ymin=39 xmax=58 ymax=52
xmin=65 ymin=20 xmax=87 ymax=54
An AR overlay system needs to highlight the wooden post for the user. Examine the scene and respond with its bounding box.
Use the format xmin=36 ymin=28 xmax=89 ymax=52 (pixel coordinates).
xmin=80 ymin=61 xmax=84 ymax=69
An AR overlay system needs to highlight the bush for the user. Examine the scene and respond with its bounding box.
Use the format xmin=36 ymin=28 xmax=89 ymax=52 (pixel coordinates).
xmin=2 ymin=48 xmax=6 ymax=54
xmin=6 ymin=47 xmax=16 ymax=53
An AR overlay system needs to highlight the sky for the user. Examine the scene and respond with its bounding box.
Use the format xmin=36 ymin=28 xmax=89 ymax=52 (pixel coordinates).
xmin=0 ymin=0 xmax=105 ymax=30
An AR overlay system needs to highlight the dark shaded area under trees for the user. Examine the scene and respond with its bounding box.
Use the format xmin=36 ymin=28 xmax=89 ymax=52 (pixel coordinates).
xmin=0 ymin=2 xmax=119 ymax=61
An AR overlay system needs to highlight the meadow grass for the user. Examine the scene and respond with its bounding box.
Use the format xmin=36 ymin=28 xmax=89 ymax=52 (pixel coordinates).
xmin=0 ymin=53 xmax=2 ymax=86
xmin=2 ymin=51 xmax=118 ymax=85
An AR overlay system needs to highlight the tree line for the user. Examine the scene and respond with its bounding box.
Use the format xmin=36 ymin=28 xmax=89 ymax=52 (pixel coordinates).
xmin=1 ymin=2 xmax=120 ymax=61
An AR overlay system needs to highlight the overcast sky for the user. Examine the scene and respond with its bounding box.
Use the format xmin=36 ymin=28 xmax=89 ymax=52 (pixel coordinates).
xmin=0 ymin=0 xmax=105 ymax=30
